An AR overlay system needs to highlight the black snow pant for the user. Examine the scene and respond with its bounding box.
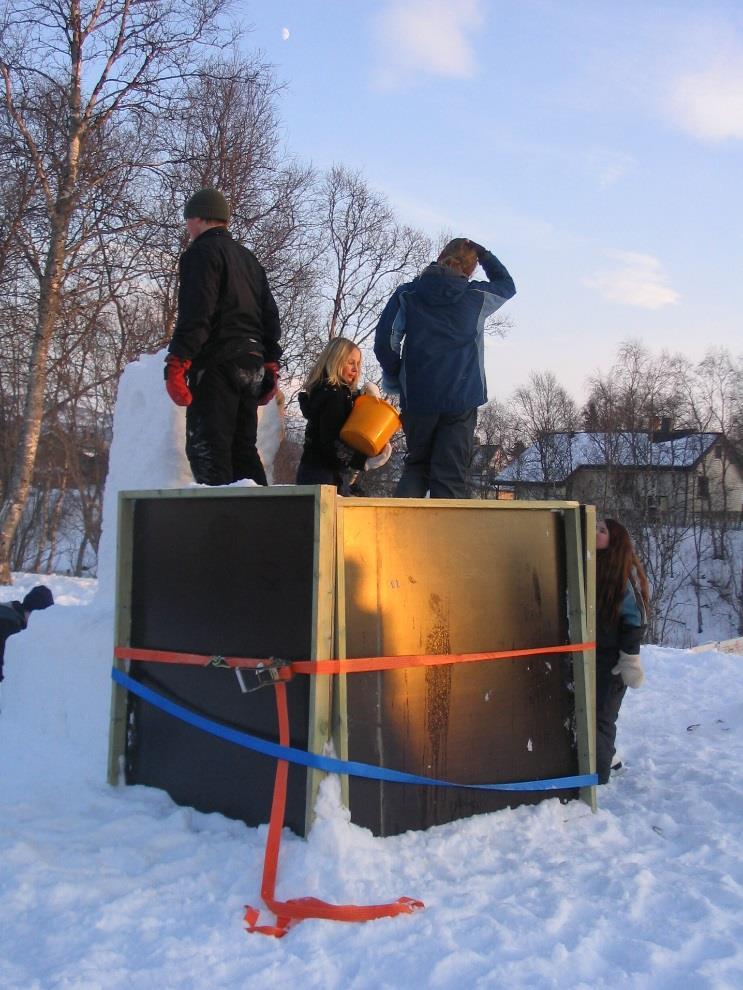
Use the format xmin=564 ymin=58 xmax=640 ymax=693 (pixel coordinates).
xmin=395 ymin=408 xmax=476 ymax=499
xmin=185 ymin=363 xmax=267 ymax=486
xmin=596 ymin=659 xmax=627 ymax=784
xmin=296 ymin=462 xmax=346 ymax=495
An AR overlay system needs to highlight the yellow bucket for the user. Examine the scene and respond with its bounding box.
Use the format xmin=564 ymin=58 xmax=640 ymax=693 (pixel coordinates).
xmin=340 ymin=394 xmax=401 ymax=456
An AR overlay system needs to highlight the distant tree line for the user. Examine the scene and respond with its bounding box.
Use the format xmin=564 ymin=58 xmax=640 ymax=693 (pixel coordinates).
xmin=471 ymin=341 xmax=743 ymax=644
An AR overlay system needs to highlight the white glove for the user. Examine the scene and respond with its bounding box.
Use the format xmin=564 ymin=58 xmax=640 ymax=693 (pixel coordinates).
xmin=363 ymin=381 xmax=381 ymax=399
xmin=612 ymin=651 xmax=644 ymax=689
xmin=365 ymin=443 xmax=392 ymax=471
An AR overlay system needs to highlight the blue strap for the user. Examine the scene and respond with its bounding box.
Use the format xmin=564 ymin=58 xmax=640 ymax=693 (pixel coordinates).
xmin=112 ymin=668 xmax=597 ymax=792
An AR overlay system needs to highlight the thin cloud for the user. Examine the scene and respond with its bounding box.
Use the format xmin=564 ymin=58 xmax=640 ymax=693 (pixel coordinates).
xmin=583 ymin=251 xmax=680 ymax=310
xmin=587 ymin=150 xmax=637 ymax=189
xmin=666 ymin=61 xmax=743 ymax=141
xmin=372 ymin=0 xmax=484 ymax=89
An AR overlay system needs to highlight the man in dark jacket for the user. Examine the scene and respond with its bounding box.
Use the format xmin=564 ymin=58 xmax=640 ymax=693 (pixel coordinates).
xmin=374 ymin=238 xmax=515 ymax=498
xmin=0 ymin=585 xmax=54 ymax=684
xmin=164 ymin=188 xmax=283 ymax=486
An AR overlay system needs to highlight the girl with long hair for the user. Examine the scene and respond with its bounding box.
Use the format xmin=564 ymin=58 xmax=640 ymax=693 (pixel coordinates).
xmin=595 ymin=517 xmax=650 ymax=783
xmin=296 ymin=338 xmax=391 ymax=494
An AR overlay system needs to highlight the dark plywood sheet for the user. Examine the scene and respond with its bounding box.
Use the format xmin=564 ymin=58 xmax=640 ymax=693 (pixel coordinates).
xmin=130 ymin=495 xmax=315 ymax=657
xmin=342 ymin=504 xmax=577 ymax=835
xmin=124 ymin=493 xmax=317 ymax=834
xmin=126 ymin=662 xmax=310 ymax=832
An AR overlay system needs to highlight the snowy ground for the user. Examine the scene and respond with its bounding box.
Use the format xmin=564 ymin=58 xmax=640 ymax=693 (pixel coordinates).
xmin=2 ymin=354 xmax=741 ymax=987
xmin=1 ymin=573 xmax=742 ymax=990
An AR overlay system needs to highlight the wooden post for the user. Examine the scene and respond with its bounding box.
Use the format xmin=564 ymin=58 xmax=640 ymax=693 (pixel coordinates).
xmin=564 ymin=503 xmax=597 ymax=811
xmin=304 ymin=485 xmax=338 ymax=831
xmin=332 ymin=496 xmax=351 ymax=810
xmin=107 ymin=492 xmax=134 ymax=785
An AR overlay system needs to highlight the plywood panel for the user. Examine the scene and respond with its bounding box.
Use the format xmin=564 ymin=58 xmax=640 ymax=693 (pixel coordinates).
xmin=121 ymin=490 xmax=322 ymax=835
xmin=340 ymin=503 xmax=579 ymax=835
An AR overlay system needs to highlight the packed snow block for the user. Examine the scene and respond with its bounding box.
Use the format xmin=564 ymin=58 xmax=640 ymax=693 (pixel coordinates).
xmin=110 ymin=487 xmax=337 ymax=837
xmin=334 ymin=499 xmax=596 ymax=836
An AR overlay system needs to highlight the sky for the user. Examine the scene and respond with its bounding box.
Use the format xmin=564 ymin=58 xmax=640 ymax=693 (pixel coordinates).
xmin=1 ymin=353 xmax=742 ymax=986
xmin=243 ymin=0 xmax=743 ymax=403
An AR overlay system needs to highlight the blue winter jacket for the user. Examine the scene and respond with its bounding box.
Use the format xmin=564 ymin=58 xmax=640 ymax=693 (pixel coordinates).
xmin=373 ymin=251 xmax=516 ymax=414
xmin=596 ymin=577 xmax=647 ymax=672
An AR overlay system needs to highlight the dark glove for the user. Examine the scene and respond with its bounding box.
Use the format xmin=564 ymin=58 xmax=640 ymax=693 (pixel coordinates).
xmin=164 ymin=355 xmax=192 ymax=406
xmin=257 ymin=361 xmax=280 ymax=406
xmin=227 ymin=352 xmax=264 ymax=395
xmin=466 ymin=240 xmax=487 ymax=261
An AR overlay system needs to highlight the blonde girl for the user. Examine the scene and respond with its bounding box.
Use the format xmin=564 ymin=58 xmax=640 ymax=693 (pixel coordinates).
xmin=296 ymin=338 xmax=390 ymax=493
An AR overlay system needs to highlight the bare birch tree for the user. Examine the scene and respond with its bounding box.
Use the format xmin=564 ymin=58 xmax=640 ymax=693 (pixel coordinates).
xmin=0 ymin=0 xmax=229 ymax=583
xmin=512 ymin=371 xmax=578 ymax=498
xmin=149 ymin=55 xmax=320 ymax=382
xmin=469 ymin=398 xmax=520 ymax=498
xmin=319 ymin=164 xmax=430 ymax=347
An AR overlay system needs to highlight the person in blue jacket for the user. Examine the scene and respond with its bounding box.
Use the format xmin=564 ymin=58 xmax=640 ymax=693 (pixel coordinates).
xmin=374 ymin=237 xmax=515 ymax=498
xmin=0 ymin=585 xmax=54 ymax=684
xmin=595 ymin=518 xmax=649 ymax=783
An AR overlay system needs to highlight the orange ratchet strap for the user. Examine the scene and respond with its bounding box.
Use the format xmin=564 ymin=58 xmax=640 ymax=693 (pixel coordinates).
xmin=114 ymin=641 xmax=595 ymax=679
xmin=115 ymin=640 xmax=595 ymax=937
xmin=242 ymin=681 xmax=423 ymax=937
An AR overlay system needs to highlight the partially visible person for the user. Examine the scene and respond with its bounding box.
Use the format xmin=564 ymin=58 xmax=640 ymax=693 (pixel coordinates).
xmin=164 ymin=187 xmax=282 ymax=486
xmin=296 ymin=338 xmax=391 ymax=495
xmin=374 ymin=237 xmax=515 ymax=498
xmin=0 ymin=585 xmax=55 ymax=684
xmin=595 ymin=518 xmax=650 ymax=784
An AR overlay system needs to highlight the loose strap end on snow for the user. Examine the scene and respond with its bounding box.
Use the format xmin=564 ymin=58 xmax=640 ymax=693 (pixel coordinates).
xmin=244 ymin=681 xmax=424 ymax=938
xmin=243 ymin=896 xmax=424 ymax=938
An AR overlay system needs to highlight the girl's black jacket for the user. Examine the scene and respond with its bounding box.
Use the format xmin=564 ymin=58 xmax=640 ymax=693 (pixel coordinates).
xmin=298 ymin=379 xmax=366 ymax=473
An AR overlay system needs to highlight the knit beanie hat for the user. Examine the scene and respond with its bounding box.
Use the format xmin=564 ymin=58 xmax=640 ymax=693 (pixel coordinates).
xmin=22 ymin=585 xmax=54 ymax=612
xmin=183 ymin=187 xmax=230 ymax=222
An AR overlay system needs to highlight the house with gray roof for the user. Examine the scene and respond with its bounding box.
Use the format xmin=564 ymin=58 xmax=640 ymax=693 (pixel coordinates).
xmin=494 ymin=430 xmax=743 ymax=521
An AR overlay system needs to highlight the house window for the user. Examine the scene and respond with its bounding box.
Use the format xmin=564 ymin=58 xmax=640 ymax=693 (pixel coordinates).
xmin=617 ymin=472 xmax=635 ymax=495
xmin=697 ymin=476 xmax=710 ymax=499
xmin=714 ymin=445 xmax=723 ymax=460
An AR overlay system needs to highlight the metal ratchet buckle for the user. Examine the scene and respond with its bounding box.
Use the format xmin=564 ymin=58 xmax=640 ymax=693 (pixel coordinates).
xmin=206 ymin=655 xmax=230 ymax=669
xmin=234 ymin=658 xmax=292 ymax=694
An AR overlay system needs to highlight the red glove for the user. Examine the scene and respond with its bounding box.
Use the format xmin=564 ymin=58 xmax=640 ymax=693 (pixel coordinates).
xmin=164 ymin=355 xmax=192 ymax=406
xmin=257 ymin=362 xmax=280 ymax=406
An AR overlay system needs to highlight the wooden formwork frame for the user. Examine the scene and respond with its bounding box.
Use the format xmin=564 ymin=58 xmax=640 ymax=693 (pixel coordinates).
xmin=108 ymin=489 xmax=597 ymax=830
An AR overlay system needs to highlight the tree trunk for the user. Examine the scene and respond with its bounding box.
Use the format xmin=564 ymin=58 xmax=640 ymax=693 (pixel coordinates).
xmin=0 ymin=211 xmax=71 ymax=583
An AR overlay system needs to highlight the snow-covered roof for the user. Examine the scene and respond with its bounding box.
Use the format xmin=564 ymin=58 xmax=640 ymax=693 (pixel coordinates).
xmin=496 ymin=431 xmax=720 ymax=484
